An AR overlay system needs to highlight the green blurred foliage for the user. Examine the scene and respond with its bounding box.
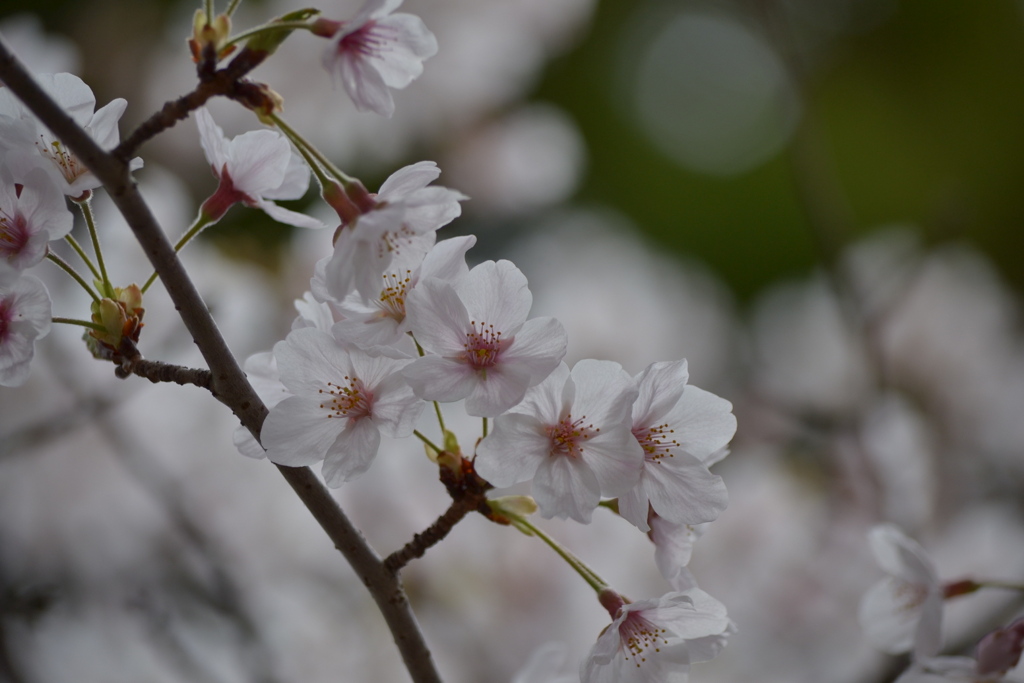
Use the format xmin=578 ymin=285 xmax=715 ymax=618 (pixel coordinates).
xmin=536 ymin=0 xmax=1024 ymax=300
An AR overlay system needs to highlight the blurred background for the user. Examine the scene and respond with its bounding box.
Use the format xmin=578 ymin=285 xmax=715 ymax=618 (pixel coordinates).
xmin=2 ymin=0 xmax=1024 ymax=682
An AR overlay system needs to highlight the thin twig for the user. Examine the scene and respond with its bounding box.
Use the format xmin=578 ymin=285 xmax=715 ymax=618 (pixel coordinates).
xmin=0 ymin=37 xmax=443 ymax=683
xmin=385 ymin=498 xmax=479 ymax=573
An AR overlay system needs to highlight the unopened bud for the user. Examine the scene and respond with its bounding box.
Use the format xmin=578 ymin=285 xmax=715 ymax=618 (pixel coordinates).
xmin=977 ymin=618 xmax=1024 ymax=676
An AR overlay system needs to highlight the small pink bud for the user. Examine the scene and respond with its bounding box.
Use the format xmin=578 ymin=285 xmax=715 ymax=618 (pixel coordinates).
xmin=597 ymin=588 xmax=626 ymax=619
xmin=977 ymin=618 xmax=1024 ymax=676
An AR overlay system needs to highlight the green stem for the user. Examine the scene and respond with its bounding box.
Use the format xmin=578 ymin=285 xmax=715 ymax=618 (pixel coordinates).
xmin=46 ymin=252 xmax=100 ymax=303
xmin=413 ymin=430 xmax=443 ymax=455
xmin=52 ymin=316 xmax=105 ymax=332
xmin=269 ymin=113 xmax=356 ymax=185
xmin=205 ymin=0 xmax=214 ymax=21
xmin=224 ymin=0 xmax=242 ymax=16
xmin=74 ymin=197 xmax=111 ymax=296
xmin=224 ymin=21 xmax=316 ymax=48
xmin=63 ymin=234 xmax=101 ymax=280
xmin=432 ymin=401 xmax=447 ymax=435
xmin=142 ymin=213 xmax=215 ymax=293
xmin=510 ymin=514 xmax=608 ymax=593
xmin=978 ymin=580 xmax=1024 ymax=592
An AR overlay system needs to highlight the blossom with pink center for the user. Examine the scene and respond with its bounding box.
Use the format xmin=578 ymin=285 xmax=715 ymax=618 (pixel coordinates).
xmin=332 ymin=234 xmax=476 ymax=348
xmin=319 ymin=0 xmax=437 ymax=117
xmin=195 ymin=107 xmax=322 ymax=229
xmin=581 ymin=588 xmax=731 ymax=683
xmin=860 ymin=523 xmax=944 ymax=658
xmin=322 ymin=161 xmax=466 ymax=302
xmin=617 ymin=360 xmax=734 ymax=532
xmin=0 ymin=166 xmax=72 ymax=285
xmin=0 ymin=72 xmax=141 ymax=197
xmin=475 ymin=360 xmax=642 ymax=522
xmin=0 ymin=274 xmax=52 ymax=386
xmin=402 ymin=259 xmax=567 ymax=417
xmin=260 ymin=327 xmax=423 ymax=485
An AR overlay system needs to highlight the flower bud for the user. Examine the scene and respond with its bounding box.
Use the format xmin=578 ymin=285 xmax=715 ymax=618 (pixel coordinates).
xmin=84 ymin=284 xmax=145 ymax=362
xmin=977 ymin=618 xmax=1024 ymax=676
xmin=189 ymin=10 xmax=234 ymax=63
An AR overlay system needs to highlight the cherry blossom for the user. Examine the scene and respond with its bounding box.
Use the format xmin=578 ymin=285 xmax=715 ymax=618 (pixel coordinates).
xmin=0 ymin=166 xmax=72 ymax=284
xmin=0 ymin=274 xmax=51 ymax=387
xmin=261 ymin=327 xmax=424 ymax=486
xmin=618 ymin=360 xmax=733 ymax=532
xmin=319 ymin=0 xmax=438 ymax=117
xmin=581 ymin=588 xmax=731 ymax=683
xmin=403 ymin=259 xmax=567 ymax=418
xmin=475 ymin=360 xmax=642 ymax=522
xmin=0 ymin=72 xmax=140 ymax=197
xmin=195 ymin=107 xmax=322 ymax=228
xmin=331 ymin=234 xmax=475 ymax=348
xmin=860 ymin=523 xmax=944 ymax=658
xmin=322 ymin=161 xmax=466 ymax=302
xmin=649 ymin=514 xmax=708 ymax=591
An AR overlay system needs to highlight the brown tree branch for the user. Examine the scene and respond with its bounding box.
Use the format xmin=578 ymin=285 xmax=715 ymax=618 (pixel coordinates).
xmin=0 ymin=37 xmax=442 ymax=683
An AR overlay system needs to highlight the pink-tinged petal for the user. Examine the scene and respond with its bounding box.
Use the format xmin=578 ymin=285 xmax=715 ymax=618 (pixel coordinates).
xmin=571 ymin=359 xmax=638 ymax=426
xmin=399 ymin=187 xmax=466 ymax=234
xmin=250 ymin=197 xmax=326 ymax=229
xmin=859 ymin=578 xmax=926 ymax=654
xmin=463 ymin=362 xmax=532 ymax=417
xmin=227 ymin=130 xmax=289 ymax=194
xmin=665 ymin=385 xmax=737 ymax=460
xmin=332 ymin=312 xmax=403 ymax=348
xmin=372 ymin=14 xmax=438 ymax=86
xmin=274 ymin=328 xmax=354 ymax=395
xmin=260 ymin=151 xmax=310 ymax=200
xmin=195 ymin=107 xmax=230 ymax=173
xmin=632 ymin=360 xmax=689 ymax=427
xmin=378 ymin=161 xmax=441 ymax=199
xmin=618 ymin=485 xmax=652 ymax=532
xmin=475 ymin=413 xmax=550 ymax=487
xmin=650 ymin=518 xmax=706 ymax=585
xmin=232 ymin=425 xmax=266 ymax=459
xmin=402 ymin=355 xmax=478 ymax=403
xmin=516 ymin=362 xmax=571 ymax=423
xmin=655 ymin=589 xmax=730 ymax=637
xmin=20 ymin=166 xmax=73 ymax=241
xmin=262 ymin=395 xmax=344 ymax=467
xmin=499 ymin=316 xmax=567 ymax=383
xmin=37 ymin=73 xmax=96 ymax=127
xmin=419 ymin=234 xmax=475 ymax=282
xmin=322 ymin=419 xmax=381 ymax=486
xmin=582 ymin=428 xmax=643 ymax=497
xmin=406 ymin=277 xmax=472 ymax=355
xmin=869 ymin=524 xmax=939 ymax=584
xmin=456 ymin=260 xmax=531 ymax=332
xmin=0 ymin=334 xmax=35 ymax=386
xmin=533 ymin=454 xmax=601 ymax=523
xmin=642 ymin=454 xmax=728 ymax=525
xmin=369 ymin=372 xmax=423 ymax=437
xmin=339 ymin=50 xmax=395 ymax=117
xmin=86 ymin=97 xmax=128 ymax=150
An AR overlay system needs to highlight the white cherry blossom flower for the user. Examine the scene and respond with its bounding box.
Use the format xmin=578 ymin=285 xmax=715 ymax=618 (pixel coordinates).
xmin=475 ymin=360 xmax=642 ymax=522
xmin=0 ymin=166 xmax=72 ymax=284
xmin=195 ymin=107 xmax=322 ymax=228
xmin=0 ymin=72 xmax=140 ymax=197
xmin=860 ymin=523 xmax=944 ymax=658
xmin=618 ymin=360 xmax=733 ymax=532
xmin=0 ymin=274 xmax=51 ymax=386
xmin=323 ymin=161 xmax=465 ymax=301
xmin=403 ymin=259 xmax=567 ymax=417
xmin=581 ymin=588 xmax=731 ymax=683
xmin=320 ymin=0 xmax=438 ymax=117
xmin=332 ymin=235 xmax=476 ymax=348
xmin=261 ymin=327 xmax=424 ymax=486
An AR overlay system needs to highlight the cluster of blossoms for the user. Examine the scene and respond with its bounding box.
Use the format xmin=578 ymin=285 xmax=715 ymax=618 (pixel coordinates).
xmin=860 ymin=524 xmax=1024 ymax=682
xmin=1 ymin=0 xmax=739 ymax=680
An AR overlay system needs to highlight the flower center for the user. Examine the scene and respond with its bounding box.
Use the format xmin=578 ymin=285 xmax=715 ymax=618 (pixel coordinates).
xmin=375 ymin=225 xmax=416 ymax=260
xmin=339 ymin=21 xmax=399 ymax=59
xmin=546 ymin=413 xmax=599 ymax=459
xmin=632 ymin=422 xmax=679 ymax=464
xmin=376 ymin=269 xmax=413 ymax=321
xmin=619 ymin=612 xmax=670 ymax=667
xmin=461 ymin=320 xmax=508 ymax=370
xmin=318 ymin=375 xmax=373 ymax=422
xmin=0 ymin=211 xmax=30 ymax=261
xmin=36 ymin=135 xmax=86 ymax=184
xmin=894 ymin=579 xmax=929 ymax=612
